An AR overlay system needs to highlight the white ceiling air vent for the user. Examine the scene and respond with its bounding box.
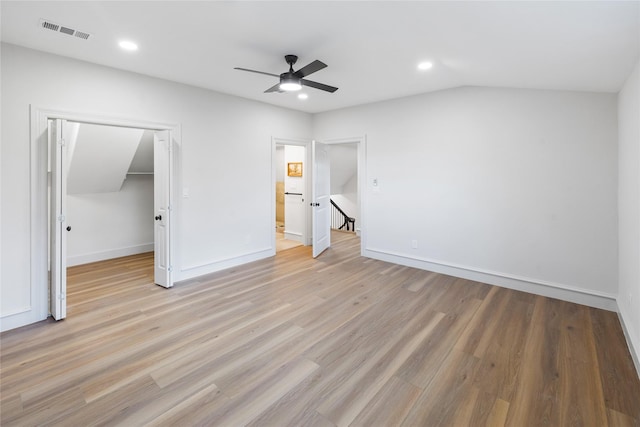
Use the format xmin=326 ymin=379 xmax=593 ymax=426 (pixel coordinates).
xmin=40 ymin=19 xmax=91 ymax=40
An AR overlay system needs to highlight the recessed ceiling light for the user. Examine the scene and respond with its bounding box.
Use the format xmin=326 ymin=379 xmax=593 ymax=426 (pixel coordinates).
xmin=418 ymin=61 xmax=433 ymax=71
xmin=298 ymin=93 xmax=308 ymax=100
xmin=119 ymin=40 xmax=138 ymax=51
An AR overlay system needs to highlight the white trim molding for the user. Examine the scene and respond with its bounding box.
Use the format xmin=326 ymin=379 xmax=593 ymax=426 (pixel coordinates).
xmin=0 ymin=307 xmax=35 ymax=333
xmin=67 ymin=243 xmax=154 ymax=267
xmin=618 ymin=304 xmax=640 ymax=379
xmin=284 ymin=231 xmax=304 ymax=243
xmin=364 ymin=247 xmax=618 ymax=311
xmin=178 ymin=247 xmax=274 ymax=282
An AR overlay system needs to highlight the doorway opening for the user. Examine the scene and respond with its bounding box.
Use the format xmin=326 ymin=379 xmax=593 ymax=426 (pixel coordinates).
xmin=61 ymin=122 xmax=156 ymax=268
xmin=328 ymin=142 xmax=359 ymax=236
xmin=274 ymin=142 xmax=305 ymax=253
xmin=271 ymin=136 xmax=365 ymax=259
xmin=32 ymin=107 xmax=178 ymax=323
xmin=53 ymin=121 xmax=160 ymax=316
xmin=48 ymin=119 xmax=174 ymax=320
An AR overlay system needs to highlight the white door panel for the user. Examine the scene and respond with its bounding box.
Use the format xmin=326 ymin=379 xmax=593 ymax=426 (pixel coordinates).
xmin=50 ymin=118 xmax=67 ymax=320
xmin=154 ymin=131 xmax=172 ymax=288
xmin=312 ymin=140 xmax=330 ymax=258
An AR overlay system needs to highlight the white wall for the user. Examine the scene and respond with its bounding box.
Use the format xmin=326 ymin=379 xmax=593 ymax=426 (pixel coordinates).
xmin=329 ymin=144 xmax=357 ymax=194
xmin=314 ymin=86 xmax=618 ymax=309
xmin=0 ymin=43 xmax=311 ymax=330
xmin=618 ymin=58 xmax=640 ymax=371
xmin=67 ymin=175 xmax=154 ymax=266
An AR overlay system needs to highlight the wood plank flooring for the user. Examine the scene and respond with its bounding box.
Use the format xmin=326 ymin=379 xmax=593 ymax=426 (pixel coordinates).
xmin=2 ymin=231 xmax=639 ymax=426
xmin=276 ymin=226 xmax=303 ymax=252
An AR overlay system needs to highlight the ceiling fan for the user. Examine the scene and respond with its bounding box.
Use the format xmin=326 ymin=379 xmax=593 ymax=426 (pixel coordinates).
xmin=234 ymin=55 xmax=338 ymax=94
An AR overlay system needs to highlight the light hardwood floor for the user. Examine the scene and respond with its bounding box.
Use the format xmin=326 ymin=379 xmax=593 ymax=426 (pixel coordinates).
xmin=1 ymin=231 xmax=639 ymax=426
xmin=276 ymin=225 xmax=303 ymax=252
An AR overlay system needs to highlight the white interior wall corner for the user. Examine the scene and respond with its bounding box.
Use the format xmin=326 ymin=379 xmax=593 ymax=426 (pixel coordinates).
xmin=617 ymin=57 xmax=640 ymax=377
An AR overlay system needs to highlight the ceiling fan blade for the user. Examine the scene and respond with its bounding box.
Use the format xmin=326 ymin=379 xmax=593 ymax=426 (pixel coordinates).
xmin=301 ymin=79 xmax=339 ymax=93
xmin=293 ymin=60 xmax=327 ymax=78
xmin=264 ymin=83 xmax=283 ymax=93
xmin=234 ymin=67 xmax=280 ymax=78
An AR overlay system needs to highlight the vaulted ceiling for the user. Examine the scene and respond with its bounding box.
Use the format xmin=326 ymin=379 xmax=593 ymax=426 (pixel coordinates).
xmin=66 ymin=123 xmax=148 ymax=195
xmin=1 ymin=1 xmax=638 ymax=113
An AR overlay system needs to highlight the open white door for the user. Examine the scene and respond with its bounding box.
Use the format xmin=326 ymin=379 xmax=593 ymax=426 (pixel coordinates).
xmin=312 ymin=140 xmax=331 ymax=257
xmin=50 ymin=118 xmax=67 ymax=320
xmin=154 ymin=130 xmax=173 ymax=288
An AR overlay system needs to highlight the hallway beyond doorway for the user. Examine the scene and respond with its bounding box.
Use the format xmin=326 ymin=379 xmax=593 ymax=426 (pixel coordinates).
xmin=276 ymin=222 xmax=303 ymax=252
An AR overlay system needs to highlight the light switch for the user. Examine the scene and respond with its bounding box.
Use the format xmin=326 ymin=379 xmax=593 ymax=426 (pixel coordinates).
xmin=372 ymin=178 xmax=380 ymax=193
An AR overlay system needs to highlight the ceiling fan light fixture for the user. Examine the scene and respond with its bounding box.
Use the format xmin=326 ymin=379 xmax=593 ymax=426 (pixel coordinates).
xmin=280 ymin=77 xmax=302 ymax=91
xmin=418 ymin=61 xmax=433 ymax=71
xmin=235 ymin=55 xmax=338 ymax=94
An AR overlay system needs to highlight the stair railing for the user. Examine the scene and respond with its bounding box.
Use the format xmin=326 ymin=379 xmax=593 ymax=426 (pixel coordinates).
xmin=330 ymin=199 xmax=355 ymax=231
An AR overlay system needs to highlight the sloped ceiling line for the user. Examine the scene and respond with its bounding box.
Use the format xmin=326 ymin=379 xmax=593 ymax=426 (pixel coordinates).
xmin=66 ymin=123 xmax=147 ymax=195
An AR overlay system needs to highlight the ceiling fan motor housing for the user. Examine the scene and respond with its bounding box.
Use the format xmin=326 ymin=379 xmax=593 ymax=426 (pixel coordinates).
xmin=280 ymin=55 xmax=302 ymax=90
xmin=280 ymin=71 xmax=300 ymax=82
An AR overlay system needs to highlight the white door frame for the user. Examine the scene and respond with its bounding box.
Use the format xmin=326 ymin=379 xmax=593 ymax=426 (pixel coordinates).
xmin=271 ymin=135 xmax=366 ymax=257
xmin=30 ymin=105 xmax=180 ymax=322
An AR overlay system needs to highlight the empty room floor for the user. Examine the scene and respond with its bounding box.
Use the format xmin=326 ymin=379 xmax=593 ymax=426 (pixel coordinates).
xmin=1 ymin=231 xmax=639 ymax=425
xmin=276 ymin=223 xmax=303 ymax=252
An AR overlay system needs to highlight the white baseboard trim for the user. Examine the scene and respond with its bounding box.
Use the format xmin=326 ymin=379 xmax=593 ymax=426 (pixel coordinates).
xmin=363 ymin=248 xmax=617 ymax=311
xmin=284 ymin=231 xmax=304 ymax=243
xmin=617 ymin=303 xmax=640 ymax=379
xmin=0 ymin=306 xmax=31 ymax=318
xmin=0 ymin=307 xmax=44 ymax=333
xmin=67 ymin=243 xmax=154 ymax=267
xmin=178 ymin=247 xmax=274 ymax=282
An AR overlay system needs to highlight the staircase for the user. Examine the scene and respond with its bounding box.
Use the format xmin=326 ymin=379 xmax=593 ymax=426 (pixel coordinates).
xmin=330 ymin=199 xmax=355 ymax=232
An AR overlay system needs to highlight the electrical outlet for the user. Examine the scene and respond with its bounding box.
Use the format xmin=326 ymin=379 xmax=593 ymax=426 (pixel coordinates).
xmin=411 ymin=239 xmax=418 ymax=249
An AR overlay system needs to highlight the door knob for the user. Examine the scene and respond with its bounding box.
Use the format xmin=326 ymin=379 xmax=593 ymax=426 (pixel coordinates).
xmin=155 ymin=215 xmax=162 ymax=221
xmin=66 ymin=226 xmax=71 ymax=231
